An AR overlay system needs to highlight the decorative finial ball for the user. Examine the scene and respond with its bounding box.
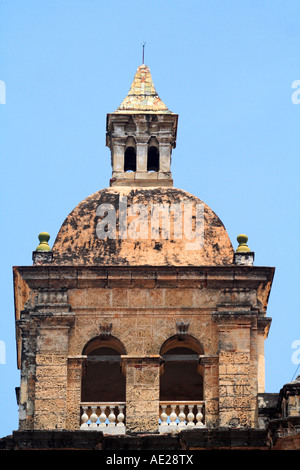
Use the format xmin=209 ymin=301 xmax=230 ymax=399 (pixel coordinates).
xmin=236 ymin=234 xmax=251 ymax=252
xmin=36 ymin=232 xmax=51 ymax=251
xmin=237 ymin=234 xmax=248 ymax=245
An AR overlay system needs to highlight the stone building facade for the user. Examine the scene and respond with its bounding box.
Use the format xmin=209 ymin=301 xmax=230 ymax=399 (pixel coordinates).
xmin=2 ymin=64 xmax=299 ymax=450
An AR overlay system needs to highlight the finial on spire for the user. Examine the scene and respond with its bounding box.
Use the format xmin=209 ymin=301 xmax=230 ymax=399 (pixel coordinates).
xmin=141 ymin=41 xmax=146 ymax=64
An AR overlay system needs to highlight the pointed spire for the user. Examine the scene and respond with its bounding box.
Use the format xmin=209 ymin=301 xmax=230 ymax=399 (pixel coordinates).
xmin=115 ymin=64 xmax=171 ymax=114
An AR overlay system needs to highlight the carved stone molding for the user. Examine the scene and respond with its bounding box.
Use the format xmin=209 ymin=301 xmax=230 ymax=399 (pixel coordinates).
xmin=34 ymin=289 xmax=69 ymax=307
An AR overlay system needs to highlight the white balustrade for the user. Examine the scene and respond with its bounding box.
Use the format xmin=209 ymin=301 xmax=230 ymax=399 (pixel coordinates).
xmin=159 ymin=402 xmax=205 ymax=433
xmin=80 ymin=403 xmax=126 ymax=434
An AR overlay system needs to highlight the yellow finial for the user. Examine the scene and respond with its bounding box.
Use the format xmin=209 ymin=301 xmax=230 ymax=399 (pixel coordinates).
xmin=236 ymin=234 xmax=251 ymax=253
xmin=36 ymin=232 xmax=51 ymax=251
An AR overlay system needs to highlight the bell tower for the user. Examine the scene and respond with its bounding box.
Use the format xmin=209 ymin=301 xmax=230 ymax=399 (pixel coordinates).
xmin=106 ymin=64 xmax=178 ymax=187
xmin=7 ymin=60 xmax=296 ymax=452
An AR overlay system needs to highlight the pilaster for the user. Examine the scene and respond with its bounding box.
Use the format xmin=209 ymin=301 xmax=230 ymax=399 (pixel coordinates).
xmin=213 ymin=308 xmax=257 ymax=428
xmin=33 ymin=312 xmax=75 ymax=430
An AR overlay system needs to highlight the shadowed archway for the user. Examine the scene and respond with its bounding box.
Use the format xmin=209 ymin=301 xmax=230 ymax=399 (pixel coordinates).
xmin=81 ymin=336 xmax=126 ymax=403
xmin=159 ymin=335 xmax=204 ymax=401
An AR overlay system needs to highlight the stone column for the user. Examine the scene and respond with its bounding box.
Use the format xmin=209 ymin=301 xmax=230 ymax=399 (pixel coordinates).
xmin=112 ymin=140 xmax=125 ymax=175
xmin=135 ymin=117 xmax=148 ymax=175
xmin=121 ymin=355 xmax=161 ymax=433
xmin=136 ymin=141 xmax=148 ymax=174
xmin=158 ymin=140 xmax=171 ymax=172
xmin=66 ymin=355 xmax=87 ymax=430
xmin=200 ymin=355 xmax=219 ymax=428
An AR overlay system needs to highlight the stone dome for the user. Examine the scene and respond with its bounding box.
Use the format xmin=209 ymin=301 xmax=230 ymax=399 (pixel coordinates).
xmin=52 ymin=186 xmax=234 ymax=266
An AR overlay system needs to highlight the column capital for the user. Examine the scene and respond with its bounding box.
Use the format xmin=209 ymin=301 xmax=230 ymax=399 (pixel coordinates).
xmin=257 ymin=317 xmax=272 ymax=338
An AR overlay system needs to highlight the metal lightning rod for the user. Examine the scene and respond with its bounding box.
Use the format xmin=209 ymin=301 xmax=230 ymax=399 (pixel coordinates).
xmin=142 ymin=41 xmax=146 ymax=64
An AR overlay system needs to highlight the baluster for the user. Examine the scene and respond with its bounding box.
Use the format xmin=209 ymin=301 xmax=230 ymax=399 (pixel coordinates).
xmin=159 ymin=404 xmax=168 ymax=434
xmin=160 ymin=405 xmax=168 ymax=425
xmin=80 ymin=406 xmax=89 ymax=429
xmin=98 ymin=405 xmax=107 ymax=429
xmin=177 ymin=404 xmax=187 ymax=431
xmin=169 ymin=404 xmax=178 ymax=433
xmin=108 ymin=406 xmax=116 ymax=426
xmin=196 ymin=404 xmax=204 ymax=426
xmin=107 ymin=405 xmax=116 ymax=434
xmin=116 ymin=405 xmax=125 ymax=427
xmin=89 ymin=406 xmax=98 ymax=429
xmin=187 ymin=404 xmax=195 ymax=427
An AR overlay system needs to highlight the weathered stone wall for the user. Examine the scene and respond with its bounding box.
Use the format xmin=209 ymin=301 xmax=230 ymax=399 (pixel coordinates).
xmin=67 ymin=286 xmax=221 ymax=357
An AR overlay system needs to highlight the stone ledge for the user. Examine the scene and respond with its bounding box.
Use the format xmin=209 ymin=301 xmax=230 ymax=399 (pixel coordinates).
xmin=14 ymin=265 xmax=275 ymax=291
xmin=0 ymin=428 xmax=271 ymax=450
xmin=0 ymin=430 xmax=104 ymax=450
xmin=180 ymin=428 xmax=269 ymax=450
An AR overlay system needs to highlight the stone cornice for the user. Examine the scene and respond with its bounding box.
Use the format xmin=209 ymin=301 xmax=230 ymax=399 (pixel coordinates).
xmin=13 ymin=265 xmax=275 ymax=290
xmin=30 ymin=312 xmax=75 ymax=327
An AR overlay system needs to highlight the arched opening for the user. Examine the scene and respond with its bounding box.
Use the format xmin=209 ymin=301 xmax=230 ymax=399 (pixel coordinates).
xmin=124 ymin=147 xmax=136 ymax=172
xmin=147 ymin=137 xmax=159 ymax=172
xmin=81 ymin=336 xmax=126 ymax=403
xmin=124 ymin=137 xmax=136 ymax=172
xmin=160 ymin=335 xmax=204 ymax=401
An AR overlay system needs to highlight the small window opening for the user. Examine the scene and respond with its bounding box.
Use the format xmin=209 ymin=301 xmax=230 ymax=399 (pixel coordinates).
xmin=147 ymin=146 xmax=159 ymax=172
xmin=124 ymin=147 xmax=136 ymax=172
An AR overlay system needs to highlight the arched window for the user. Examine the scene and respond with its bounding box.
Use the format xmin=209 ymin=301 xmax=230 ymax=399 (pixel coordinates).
xmin=147 ymin=137 xmax=159 ymax=172
xmin=81 ymin=336 xmax=126 ymax=403
xmin=124 ymin=137 xmax=136 ymax=172
xmin=160 ymin=335 xmax=204 ymax=401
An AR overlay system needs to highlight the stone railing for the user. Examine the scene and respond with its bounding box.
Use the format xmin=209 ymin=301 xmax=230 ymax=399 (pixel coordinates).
xmin=80 ymin=403 xmax=126 ymax=434
xmin=159 ymin=401 xmax=205 ymax=433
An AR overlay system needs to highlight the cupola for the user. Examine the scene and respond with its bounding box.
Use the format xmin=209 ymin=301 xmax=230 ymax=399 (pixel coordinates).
xmin=106 ymin=64 xmax=178 ymax=187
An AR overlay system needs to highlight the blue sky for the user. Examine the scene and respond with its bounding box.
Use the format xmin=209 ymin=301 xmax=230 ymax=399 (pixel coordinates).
xmin=0 ymin=0 xmax=299 ymax=438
